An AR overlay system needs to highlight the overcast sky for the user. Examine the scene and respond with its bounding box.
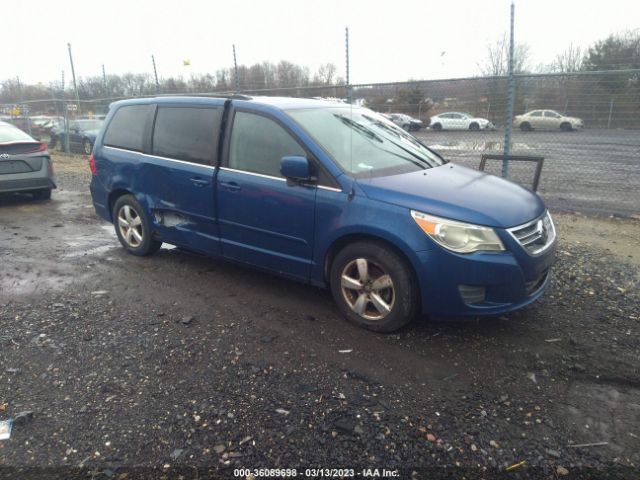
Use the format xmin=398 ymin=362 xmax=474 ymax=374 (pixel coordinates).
xmin=3 ymin=0 xmax=638 ymax=86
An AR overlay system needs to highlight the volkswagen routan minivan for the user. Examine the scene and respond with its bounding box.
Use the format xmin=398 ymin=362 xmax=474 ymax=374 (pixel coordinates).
xmin=89 ymin=96 xmax=556 ymax=332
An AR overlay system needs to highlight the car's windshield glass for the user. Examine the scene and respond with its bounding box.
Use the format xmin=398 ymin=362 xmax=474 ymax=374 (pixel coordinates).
xmin=0 ymin=124 xmax=35 ymax=143
xmin=287 ymin=107 xmax=444 ymax=177
xmin=75 ymin=120 xmax=103 ymax=130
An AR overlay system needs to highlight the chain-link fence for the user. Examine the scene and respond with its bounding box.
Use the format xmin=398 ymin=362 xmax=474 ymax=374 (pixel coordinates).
xmin=354 ymin=71 xmax=640 ymax=217
xmin=2 ymin=71 xmax=639 ymax=217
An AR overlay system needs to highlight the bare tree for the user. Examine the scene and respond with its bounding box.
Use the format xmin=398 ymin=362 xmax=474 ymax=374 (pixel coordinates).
xmin=478 ymin=33 xmax=530 ymax=76
xmin=550 ymin=44 xmax=584 ymax=73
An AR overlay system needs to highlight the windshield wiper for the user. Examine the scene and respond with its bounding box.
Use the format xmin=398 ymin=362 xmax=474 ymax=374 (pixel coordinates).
xmin=334 ymin=114 xmax=384 ymax=143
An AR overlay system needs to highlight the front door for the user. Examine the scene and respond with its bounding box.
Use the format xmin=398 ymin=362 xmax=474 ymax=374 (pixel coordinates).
xmin=217 ymin=110 xmax=316 ymax=281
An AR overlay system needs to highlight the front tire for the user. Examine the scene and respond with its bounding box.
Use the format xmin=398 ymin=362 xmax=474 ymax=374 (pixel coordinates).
xmin=560 ymin=122 xmax=572 ymax=132
xmin=469 ymin=122 xmax=480 ymax=131
xmin=330 ymin=241 xmax=418 ymax=332
xmin=112 ymin=194 xmax=162 ymax=256
xmin=432 ymin=123 xmax=442 ymax=131
xmin=519 ymin=122 xmax=532 ymax=132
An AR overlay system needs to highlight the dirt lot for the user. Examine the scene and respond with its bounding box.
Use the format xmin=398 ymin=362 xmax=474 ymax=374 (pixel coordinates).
xmin=0 ymin=154 xmax=639 ymax=479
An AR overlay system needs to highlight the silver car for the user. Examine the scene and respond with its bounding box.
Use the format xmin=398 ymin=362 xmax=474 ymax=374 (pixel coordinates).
xmin=0 ymin=121 xmax=55 ymax=200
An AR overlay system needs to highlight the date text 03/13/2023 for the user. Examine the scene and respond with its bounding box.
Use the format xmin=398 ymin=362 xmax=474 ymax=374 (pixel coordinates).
xmin=233 ymin=468 xmax=400 ymax=478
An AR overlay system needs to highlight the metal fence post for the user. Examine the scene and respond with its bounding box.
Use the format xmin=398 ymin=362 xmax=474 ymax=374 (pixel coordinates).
xmin=345 ymin=27 xmax=352 ymax=104
xmin=502 ymin=2 xmax=516 ymax=177
xmin=607 ymin=98 xmax=614 ymax=129
xmin=64 ymin=103 xmax=70 ymax=155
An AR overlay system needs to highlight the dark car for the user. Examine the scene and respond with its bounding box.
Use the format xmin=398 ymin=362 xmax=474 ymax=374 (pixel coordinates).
xmin=0 ymin=120 xmax=56 ymax=199
xmin=50 ymin=118 xmax=103 ymax=154
xmin=89 ymin=96 xmax=556 ymax=332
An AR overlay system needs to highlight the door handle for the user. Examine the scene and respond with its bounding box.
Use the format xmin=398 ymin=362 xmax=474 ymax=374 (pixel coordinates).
xmin=190 ymin=177 xmax=210 ymax=187
xmin=219 ymin=181 xmax=241 ymax=192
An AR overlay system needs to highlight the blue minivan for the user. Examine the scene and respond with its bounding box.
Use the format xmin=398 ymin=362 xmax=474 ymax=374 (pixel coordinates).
xmin=89 ymin=96 xmax=556 ymax=332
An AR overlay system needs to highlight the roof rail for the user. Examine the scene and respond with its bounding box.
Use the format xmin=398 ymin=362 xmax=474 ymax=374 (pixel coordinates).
xmin=154 ymin=93 xmax=253 ymax=100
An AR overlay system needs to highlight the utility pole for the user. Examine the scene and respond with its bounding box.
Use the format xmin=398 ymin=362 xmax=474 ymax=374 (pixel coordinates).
xmin=502 ymin=2 xmax=515 ymax=177
xmin=67 ymin=42 xmax=81 ymax=115
xmin=345 ymin=27 xmax=352 ymax=104
xmin=61 ymin=70 xmax=65 ymax=92
xmin=102 ymin=64 xmax=107 ymax=92
xmin=151 ymin=55 xmax=160 ymax=92
xmin=233 ymin=44 xmax=240 ymax=93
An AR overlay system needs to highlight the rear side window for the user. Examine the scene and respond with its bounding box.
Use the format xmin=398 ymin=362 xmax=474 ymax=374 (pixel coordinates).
xmin=152 ymin=107 xmax=221 ymax=165
xmin=104 ymin=105 xmax=152 ymax=152
xmin=228 ymin=112 xmax=305 ymax=178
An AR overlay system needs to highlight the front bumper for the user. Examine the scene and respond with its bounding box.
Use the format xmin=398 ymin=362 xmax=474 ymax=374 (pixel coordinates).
xmin=415 ymin=229 xmax=556 ymax=317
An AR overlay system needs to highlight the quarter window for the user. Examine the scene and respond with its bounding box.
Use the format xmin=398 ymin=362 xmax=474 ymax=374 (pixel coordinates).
xmin=104 ymin=105 xmax=152 ymax=152
xmin=228 ymin=112 xmax=305 ymax=178
xmin=152 ymin=107 xmax=221 ymax=165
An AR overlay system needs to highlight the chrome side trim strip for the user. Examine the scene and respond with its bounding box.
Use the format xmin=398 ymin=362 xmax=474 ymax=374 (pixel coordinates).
xmin=104 ymin=146 xmax=217 ymax=170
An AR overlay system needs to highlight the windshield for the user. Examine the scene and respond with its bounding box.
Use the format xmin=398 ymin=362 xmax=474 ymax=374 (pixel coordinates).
xmin=287 ymin=107 xmax=444 ymax=177
xmin=75 ymin=120 xmax=103 ymax=130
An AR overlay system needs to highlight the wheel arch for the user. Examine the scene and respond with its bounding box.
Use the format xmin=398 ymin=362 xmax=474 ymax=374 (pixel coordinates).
xmin=107 ymin=188 xmax=133 ymax=221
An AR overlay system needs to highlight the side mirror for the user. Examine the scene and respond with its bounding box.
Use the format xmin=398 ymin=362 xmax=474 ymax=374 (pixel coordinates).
xmin=280 ymin=155 xmax=311 ymax=182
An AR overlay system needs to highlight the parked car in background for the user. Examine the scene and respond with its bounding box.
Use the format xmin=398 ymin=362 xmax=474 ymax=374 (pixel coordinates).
xmin=90 ymin=96 xmax=556 ymax=333
xmin=429 ymin=112 xmax=494 ymax=131
xmin=30 ymin=115 xmax=64 ymax=138
xmin=513 ymin=110 xmax=583 ymax=132
xmin=50 ymin=118 xmax=103 ymax=154
xmin=386 ymin=113 xmax=424 ymax=131
xmin=0 ymin=120 xmax=55 ymax=199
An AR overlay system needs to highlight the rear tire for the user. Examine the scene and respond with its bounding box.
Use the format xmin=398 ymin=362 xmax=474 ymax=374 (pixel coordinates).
xmin=519 ymin=122 xmax=531 ymax=132
xmin=112 ymin=194 xmax=162 ymax=256
xmin=330 ymin=241 xmax=418 ymax=332
xmin=32 ymin=188 xmax=51 ymax=200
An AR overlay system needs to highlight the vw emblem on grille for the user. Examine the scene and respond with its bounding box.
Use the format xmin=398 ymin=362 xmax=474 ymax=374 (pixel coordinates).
xmin=0 ymin=153 xmax=9 ymax=159
xmin=537 ymin=218 xmax=549 ymax=243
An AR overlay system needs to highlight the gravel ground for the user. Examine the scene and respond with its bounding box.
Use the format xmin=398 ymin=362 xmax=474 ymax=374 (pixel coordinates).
xmin=0 ymin=154 xmax=638 ymax=480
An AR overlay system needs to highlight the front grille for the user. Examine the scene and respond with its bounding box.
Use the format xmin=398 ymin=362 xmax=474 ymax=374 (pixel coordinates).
xmin=508 ymin=211 xmax=556 ymax=255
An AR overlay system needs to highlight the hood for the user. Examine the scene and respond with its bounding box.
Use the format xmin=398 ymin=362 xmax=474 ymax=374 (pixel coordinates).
xmin=356 ymin=164 xmax=545 ymax=228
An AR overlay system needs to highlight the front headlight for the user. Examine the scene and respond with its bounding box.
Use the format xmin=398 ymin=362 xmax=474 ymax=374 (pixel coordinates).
xmin=411 ymin=210 xmax=505 ymax=253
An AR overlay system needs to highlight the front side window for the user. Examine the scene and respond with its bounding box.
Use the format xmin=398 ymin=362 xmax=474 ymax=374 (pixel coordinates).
xmin=288 ymin=106 xmax=444 ymax=177
xmin=544 ymin=111 xmax=561 ymax=118
xmin=228 ymin=112 xmax=305 ymax=178
xmin=152 ymin=107 xmax=221 ymax=165
xmin=104 ymin=104 xmax=153 ymax=152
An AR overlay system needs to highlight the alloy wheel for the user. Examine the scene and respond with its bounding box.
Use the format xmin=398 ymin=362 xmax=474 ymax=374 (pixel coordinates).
xmin=340 ymin=258 xmax=395 ymax=321
xmin=117 ymin=205 xmax=144 ymax=248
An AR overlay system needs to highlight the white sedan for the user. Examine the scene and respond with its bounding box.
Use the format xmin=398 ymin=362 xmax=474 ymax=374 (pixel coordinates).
xmin=513 ymin=110 xmax=584 ymax=132
xmin=429 ymin=112 xmax=494 ymax=131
